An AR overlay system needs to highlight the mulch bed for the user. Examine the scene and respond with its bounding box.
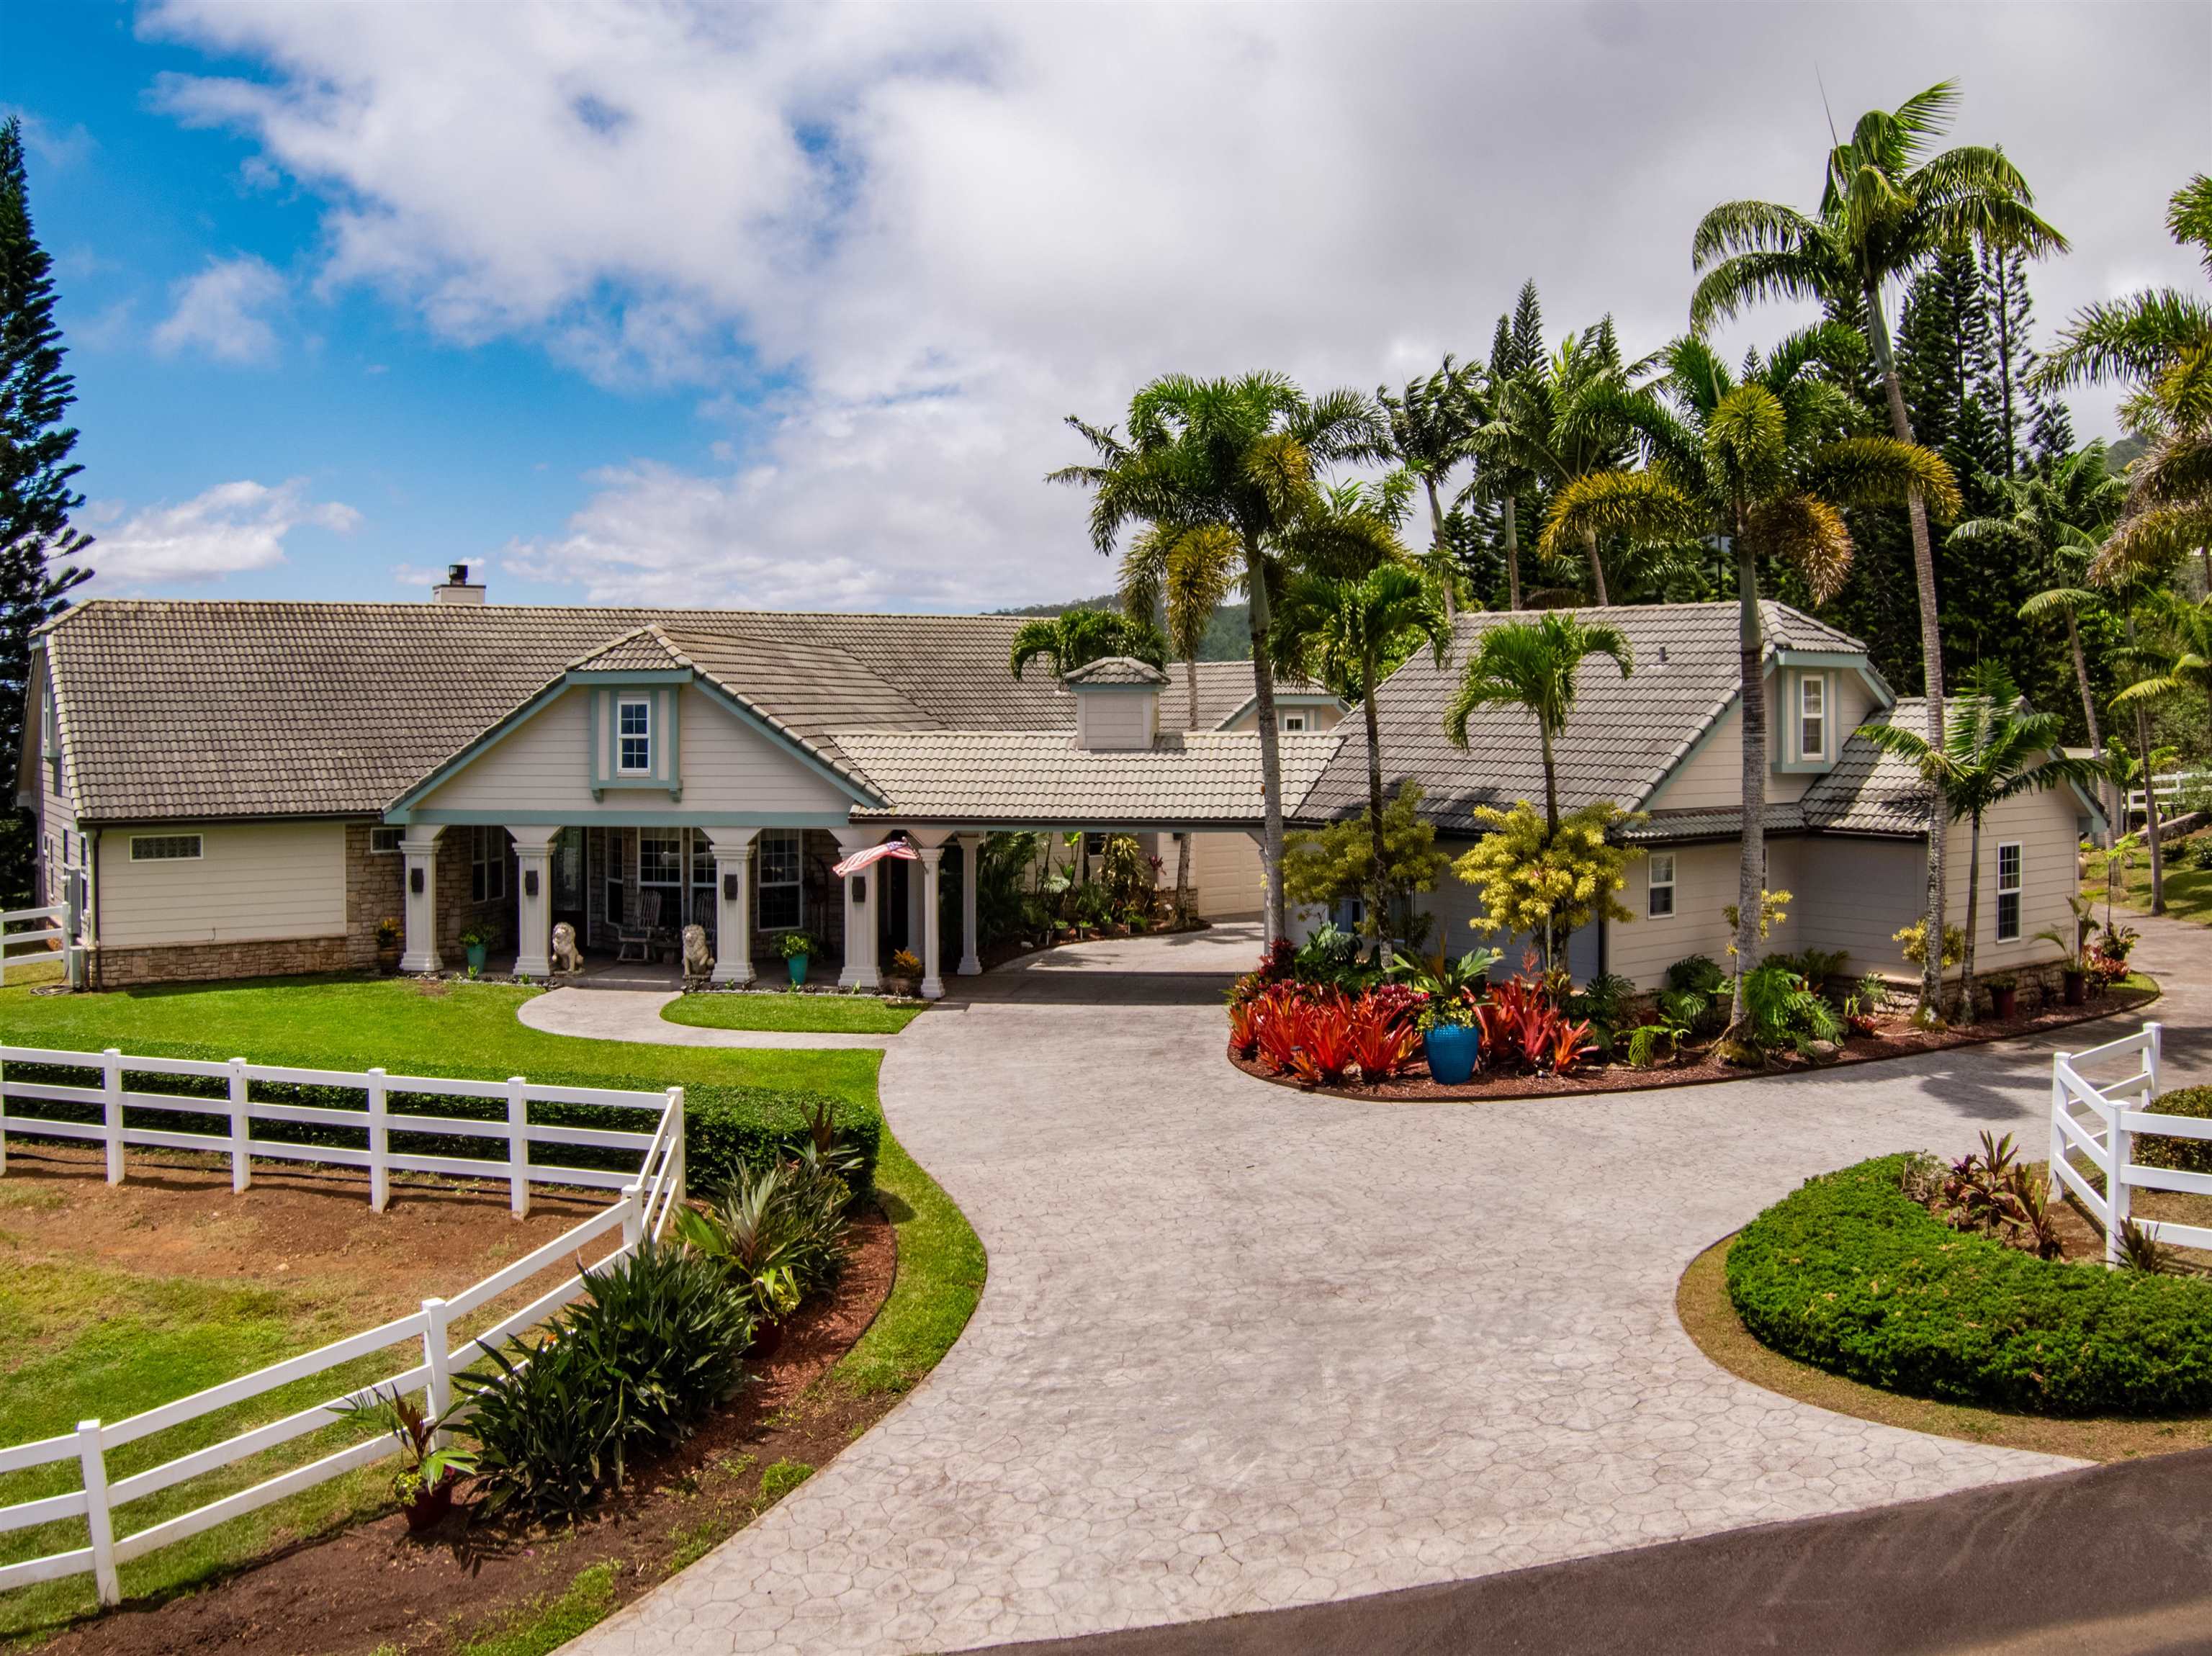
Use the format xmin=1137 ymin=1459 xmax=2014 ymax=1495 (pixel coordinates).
xmin=44 ymin=1207 xmax=899 ymax=1656
xmin=1231 ymin=981 xmax=2162 ymax=1103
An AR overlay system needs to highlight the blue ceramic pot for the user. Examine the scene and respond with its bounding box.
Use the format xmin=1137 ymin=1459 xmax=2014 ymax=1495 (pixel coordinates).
xmin=1423 ymin=1022 xmax=1480 ymax=1086
xmin=464 ymin=942 xmax=488 ymax=973
xmin=788 ymin=954 xmax=809 ymax=986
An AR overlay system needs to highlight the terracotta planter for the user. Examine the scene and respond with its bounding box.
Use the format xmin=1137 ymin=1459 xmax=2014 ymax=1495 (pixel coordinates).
xmin=403 ymin=1475 xmax=456 ymax=1533
xmin=1989 ymin=986 xmax=2018 ymax=1020
xmin=2062 ymin=969 xmax=2087 ymax=1007
xmin=881 ymin=976 xmax=917 ymax=999
xmin=375 ymin=945 xmax=401 ymax=976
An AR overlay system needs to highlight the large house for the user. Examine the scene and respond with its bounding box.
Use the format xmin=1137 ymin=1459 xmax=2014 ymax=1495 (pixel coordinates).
xmin=17 ymin=573 xmax=2095 ymax=999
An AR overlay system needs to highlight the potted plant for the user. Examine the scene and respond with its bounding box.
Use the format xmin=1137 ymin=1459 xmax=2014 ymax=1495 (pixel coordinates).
xmin=374 ymin=915 xmax=403 ymax=974
xmin=1983 ymin=971 xmax=2019 ymax=1021
xmin=2034 ymin=926 xmax=2090 ymax=1005
xmin=330 ymin=1385 xmax=475 ymax=1532
xmin=883 ymin=948 xmax=922 ymax=997
xmin=781 ymin=931 xmax=814 ymax=986
xmin=1418 ymin=994 xmax=1482 ymax=1086
xmin=458 ymin=924 xmax=490 ymax=975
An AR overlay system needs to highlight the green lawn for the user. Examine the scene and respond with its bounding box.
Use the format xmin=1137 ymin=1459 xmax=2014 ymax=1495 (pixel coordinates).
xmin=2085 ymin=854 xmax=2212 ymax=927
xmin=660 ymin=991 xmax=925 ymax=1036
xmin=0 ymin=971 xmax=982 ymax=1642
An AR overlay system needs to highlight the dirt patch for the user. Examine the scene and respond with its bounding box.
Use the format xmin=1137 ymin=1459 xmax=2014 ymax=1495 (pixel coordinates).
xmin=0 ymin=1142 xmax=608 ymax=1326
xmin=40 ymin=1207 xmax=898 ymax=1656
xmin=1233 ymin=981 xmax=2162 ymax=1104
xmin=1676 ymin=1187 xmax=2212 ymax=1466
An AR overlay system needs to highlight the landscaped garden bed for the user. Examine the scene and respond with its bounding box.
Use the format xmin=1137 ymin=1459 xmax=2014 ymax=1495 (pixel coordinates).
xmin=1223 ymin=929 xmax=2158 ymax=1103
xmin=1676 ymin=1117 xmax=2212 ymax=1463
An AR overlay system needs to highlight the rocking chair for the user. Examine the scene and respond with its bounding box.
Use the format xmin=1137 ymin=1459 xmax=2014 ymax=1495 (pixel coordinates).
xmin=616 ymin=889 xmax=665 ymax=963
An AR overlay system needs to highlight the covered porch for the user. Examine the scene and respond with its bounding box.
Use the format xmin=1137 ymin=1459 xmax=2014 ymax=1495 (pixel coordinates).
xmin=392 ymin=821 xmax=990 ymax=998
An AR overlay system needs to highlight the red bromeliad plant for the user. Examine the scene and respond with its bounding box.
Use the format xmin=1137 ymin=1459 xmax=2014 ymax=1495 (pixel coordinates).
xmin=1288 ymin=994 xmax=1359 ymax=1086
xmin=1346 ymin=997 xmax=1421 ymax=1081
xmin=1250 ymin=984 xmax=1310 ymax=1073
xmin=1227 ymin=998 xmax=1262 ymax=1059
xmin=1363 ymin=982 xmax=1428 ymax=1030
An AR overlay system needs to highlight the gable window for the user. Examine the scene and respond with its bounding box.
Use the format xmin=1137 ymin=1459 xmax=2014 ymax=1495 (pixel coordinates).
xmin=1647 ymin=852 xmax=1676 ymax=918
xmin=1996 ymin=842 xmax=2023 ymax=942
xmin=471 ymin=826 xmax=506 ymax=903
xmin=1798 ymin=674 xmax=1826 ymax=760
xmin=616 ymin=695 xmax=653 ymax=775
xmin=369 ymin=826 xmax=404 ymax=855
xmin=131 ymin=834 xmax=202 ymax=862
xmin=757 ymin=829 xmax=803 ymax=930
xmin=1282 ymin=711 xmax=1308 ymax=733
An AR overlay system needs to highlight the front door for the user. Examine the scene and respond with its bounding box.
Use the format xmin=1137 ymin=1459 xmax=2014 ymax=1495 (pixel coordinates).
xmin=551 ymin=827 xmax=585 ymax=937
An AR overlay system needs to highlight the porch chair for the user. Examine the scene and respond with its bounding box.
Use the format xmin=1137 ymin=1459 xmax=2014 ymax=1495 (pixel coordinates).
xmin=616 ymin=889 xmax=665 ymax=963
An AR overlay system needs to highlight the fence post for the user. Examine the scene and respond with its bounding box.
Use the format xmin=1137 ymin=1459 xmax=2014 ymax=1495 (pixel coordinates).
xmin=2048 ymin=1053 xmax=2070 ymax=1211
xmin=101 ymin=1048 xmax=124 ymax=1186
xmin=506 ymin=1076 xmax=529 ymax=1219
xmin=367 ymin=1068 xmax=389 ymax=1214
xmin=1 ymin=1050 xmax=9 ymax=1176
xmin=621 ymin=1182 xmax=644 ymax=1251
xmin=228 ymin=1059 xmax=251 ymax=1194
xmin=2146 ymin=1022 xmax=2163 ymax=1104
xmin=2107 ymin=1099 xmax=2133 ymax=1267
xmin=77 ymin=1419 xmax=120 ymax=1608
xmin=667 ymin=1086 xmax=685 ymax=1211
xmin=421 ymin=1297 xmax=451 ymax=1448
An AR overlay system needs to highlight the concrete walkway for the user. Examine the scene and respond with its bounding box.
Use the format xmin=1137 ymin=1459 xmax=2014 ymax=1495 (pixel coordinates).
xmin=572 ymin=915 xmax=2210 ymax=1655
xmin=518 ymin=986 xmax=902 ymax=1050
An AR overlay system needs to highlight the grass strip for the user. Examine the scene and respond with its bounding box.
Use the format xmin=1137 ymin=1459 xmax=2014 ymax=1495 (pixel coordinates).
xmin=661 ymin=993 xmax=925 ymax=1036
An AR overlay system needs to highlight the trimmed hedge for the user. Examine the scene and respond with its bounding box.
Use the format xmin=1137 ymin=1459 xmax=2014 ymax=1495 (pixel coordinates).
xmin=1726 ymin=1155 xmax=2212 ymax=1416
xmin=0 ymin=1058 xmax=876 ymax=1203
xmin=2138 ymin=1086 xmax=2212 ymax=1177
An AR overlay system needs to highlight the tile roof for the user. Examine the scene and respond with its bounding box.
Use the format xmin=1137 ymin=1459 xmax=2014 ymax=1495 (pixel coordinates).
xmin=1615 ymin=804 xmax=1808 ymax=842
xmin=1294 ymin=602 xmax=1844 ymax=833
xmin=1063 ymin=656 xmax=1169 ymax=687
xmin=40 ymin=601 xmax=1075 ymax=822
xmin=1800 ymin=698 xmax=1937 ymax=835
xmin=1156 ymin=662 xmax=1334 ymax=732
xmin=836 ymin=731 xmax=1344 ymax=826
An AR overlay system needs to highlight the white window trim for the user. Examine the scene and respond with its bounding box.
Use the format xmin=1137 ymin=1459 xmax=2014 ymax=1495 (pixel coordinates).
xmin=1798 ymin=672 xmax=1826 ymax=762
xmin=1647 ymin=852 xmax=1676 ymax=919
xmin=616 ymin=694 xmax=654 ymax=775
xmin=757 ymin=828 xmax=804 ymax=932
xmin=130 ymin=833 xmax=204 ymax=863
xmin=1995 ymin=840 xmax=2023 ymax=942
xmin=369 ymin=826 xmax=404 ymax=855
xmin=1281 ymin=711 xmax=1308 ymax=733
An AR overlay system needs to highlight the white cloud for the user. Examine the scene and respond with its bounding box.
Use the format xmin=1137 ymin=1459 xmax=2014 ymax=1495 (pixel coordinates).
xmin=82 ymin=480 xmax=360 ymax=592
xmin=152 ymin=254 xmax=287 ymax=364
xmin=139 ymin=2 xmax=2211 ymax=607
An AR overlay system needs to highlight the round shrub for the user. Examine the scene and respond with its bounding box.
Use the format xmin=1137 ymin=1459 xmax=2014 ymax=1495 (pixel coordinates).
xmin=1725 ymin=1155 xmax=2212 ymax=1416
xmin=2136 ymin=1086 xmax=2212 ymax=1177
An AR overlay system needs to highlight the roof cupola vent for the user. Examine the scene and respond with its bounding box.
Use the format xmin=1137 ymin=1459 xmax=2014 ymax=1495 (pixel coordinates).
xmin=1061 ymin=656 xmax=1166 ymax=751
xmin=432 ymin=563 xmax=487 ymax=606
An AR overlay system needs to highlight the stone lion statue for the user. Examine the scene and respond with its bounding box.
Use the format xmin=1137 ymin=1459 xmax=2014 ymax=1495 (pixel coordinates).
xmin=550 ymin=922 xmax=583 ymax=976
xmin=682 ymin=923 xmax=714 ymax=988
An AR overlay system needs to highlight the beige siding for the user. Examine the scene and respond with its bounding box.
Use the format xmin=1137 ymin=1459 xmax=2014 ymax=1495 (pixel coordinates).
xmin=1220 ymin=701 xmax=1344 ymax=734
xmin=1190 ymin=831 xmax=1264 ymax=917
xmin=1647 ymin=670 xmax=1884 ymax=810
xmin=1608 ymin=840 xmax=1801 ymax=990
xmin=1946 ymin=786 xmax=2084 ymax=973
xmin=100 ymin=822 xmax=346 ymax=946
xmin=421 ymin=685 xmax=852 ymax=817
xmin=1786 ymin=835 xmax=1925 ymax=978
xmin=1075 ymin=693 xmax=1156 ymax=751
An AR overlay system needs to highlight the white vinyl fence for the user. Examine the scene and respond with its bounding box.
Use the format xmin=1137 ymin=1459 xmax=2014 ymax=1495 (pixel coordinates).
xmin=2128 ymin=768 xmax=2209 ymax=825
xmin=2047 ymin=1022 xmax=2211 ymax=1264
xmin=0 ymin=1049 xmax=685 ymax=1606
xmin=0 ymin=905 xmax=76 ymax=986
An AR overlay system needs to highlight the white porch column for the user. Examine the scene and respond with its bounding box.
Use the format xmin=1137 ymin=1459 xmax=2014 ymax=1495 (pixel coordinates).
xmin=956 ymin=832 xmax=985 ymax=974
xmin=705 ymin=827 xmax=759 ymax=985
xmin=398 ymin=827 xmax=446 ymax=973
xmin=1249 ymin=827 xmax=1276 ymax=946
xmin=833 ymin=828 xmax=881 ymax=991
xmin=957 ymin=832 xmax=984 ymax=976
xmin=906 ymin=829 xmax=953 ymax=1000
xmin=508 ymin=825 xmax=559 ymax=979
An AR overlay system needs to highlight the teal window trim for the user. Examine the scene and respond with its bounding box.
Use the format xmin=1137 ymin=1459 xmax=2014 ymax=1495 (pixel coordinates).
xmin=589 ymin=680 xmax=686 ymax=799
xmin=564 ymin=668 xmax=693 ymax=686
xmin=391 ymin=808 xmax=853 ymax=829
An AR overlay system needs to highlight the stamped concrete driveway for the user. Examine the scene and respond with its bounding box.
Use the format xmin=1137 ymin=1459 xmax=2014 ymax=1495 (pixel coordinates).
xmin=574 ymin=916 xmax=2209 ymax=1656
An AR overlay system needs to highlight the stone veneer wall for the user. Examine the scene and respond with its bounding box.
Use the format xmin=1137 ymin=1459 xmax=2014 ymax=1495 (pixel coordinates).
xmin=94 ymin=934 xmax=351 ymax=988
xmin=346 ymin=820 xmax=405 ymax=970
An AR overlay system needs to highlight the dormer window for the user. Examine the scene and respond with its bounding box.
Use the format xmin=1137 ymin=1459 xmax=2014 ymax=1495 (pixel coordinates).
xmin=617 ymin=695 xmax=652 ymax=774
xmin=1797 ymin=674 xmax=1825 ymax=761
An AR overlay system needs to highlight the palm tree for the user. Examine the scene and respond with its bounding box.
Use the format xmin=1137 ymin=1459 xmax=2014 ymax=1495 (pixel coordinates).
xmin=1542 ymin=324 xmax=1959 ymax=1025
xmin=1444 ymin=611 xmax=1633 ymax=837
xmin=1690 ymin=79 xmax=2066 ymax=1021
xmin=1273 ymin=559 xmax=1452 ymax=949
xmin=2041 ymin=176 xmax=2212 ymax=591
xmin=1051 ymin=373 xmax=1385 ymax=942
xmin=1856 ymin=665 xmax=2100 ymax=1018
xmin=1947 ymin=445 xmax=2127 ymax=833
xmin=1377 ymin=358 xmax=1483 ymax=616
xmin=1009 ymin=606 xmax=1167 ymax=680
xmin=1468 ymin=281 xmax=1547 ymax=611
xmin=2114 ymin=590 xmax=2212 ymax=796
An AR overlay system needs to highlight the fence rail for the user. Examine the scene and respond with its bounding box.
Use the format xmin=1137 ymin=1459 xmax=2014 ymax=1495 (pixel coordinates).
xmin=2127 ymin=768 xmax=2209 ymax=823
xmin=2046 ymin=1022 xmax=2208 ymax=1263
xmin=0 ymin=905 xmax=73 ymax=987
xmin=0 ymin=1047 xmax=683 ymax=1606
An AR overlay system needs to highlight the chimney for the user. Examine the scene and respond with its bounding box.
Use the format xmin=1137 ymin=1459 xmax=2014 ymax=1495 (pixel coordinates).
xmin=432 ymin=562 xmax=487 ymax=606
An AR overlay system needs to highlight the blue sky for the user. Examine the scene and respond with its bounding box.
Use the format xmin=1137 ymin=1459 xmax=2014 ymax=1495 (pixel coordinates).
xmin=8 ymin=3 xmax=2208 ymax=611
